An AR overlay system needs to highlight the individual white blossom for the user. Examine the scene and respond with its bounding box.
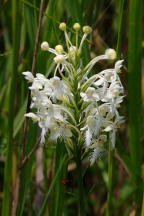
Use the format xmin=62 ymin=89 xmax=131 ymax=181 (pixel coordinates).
xmin=23 ymin=23 xmax=124 ymax=164
xmin=80 ymin=87 xmax=99 ymax=102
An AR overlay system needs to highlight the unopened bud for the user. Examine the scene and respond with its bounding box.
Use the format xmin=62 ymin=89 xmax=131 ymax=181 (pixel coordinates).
xmin=73 ymin=23 xmax=81 ymax=31
xmin=55 ymin=45 xmax=64 ymax=54
xmin=54 ymin=55 xmax=65 ymax=64
xmin=105 ymin=48 xmax=116 ymax=60
xmin=41 ymin=41 xmax=49 ymax=51
xmin=83 ymin=26 xmax=92 ymax=34
xmin=59 ymin=22 xmax=66 ymax=31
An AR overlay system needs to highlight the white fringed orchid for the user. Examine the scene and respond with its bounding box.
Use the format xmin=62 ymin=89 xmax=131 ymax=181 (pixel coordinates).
xmin=23 ymin=22 xmax=124 ymax=164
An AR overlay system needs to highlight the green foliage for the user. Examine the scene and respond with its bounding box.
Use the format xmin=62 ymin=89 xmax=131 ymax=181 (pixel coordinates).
xmin=128 ymin=0 xmax=143 ymax=207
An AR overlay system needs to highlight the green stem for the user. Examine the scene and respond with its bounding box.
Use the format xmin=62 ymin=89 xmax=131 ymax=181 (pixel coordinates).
xmin=76 ymin=31 xmax=78 ymax=49
xmin=71 ymin=54 xmax=87 ymax=215
xmin=106 ymin=141 xmax=113 ymax=216
xmin=75 ymin=147 xmax=87 ymax=216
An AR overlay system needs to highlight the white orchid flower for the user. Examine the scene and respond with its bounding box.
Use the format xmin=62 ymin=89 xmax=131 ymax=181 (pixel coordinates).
xmin=80 ymin=87 xmax=100 ymax=102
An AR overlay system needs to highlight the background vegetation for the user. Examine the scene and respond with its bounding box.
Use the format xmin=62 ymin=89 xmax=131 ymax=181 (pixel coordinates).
xmin=0 ymin=0 xmax=143 ymax=215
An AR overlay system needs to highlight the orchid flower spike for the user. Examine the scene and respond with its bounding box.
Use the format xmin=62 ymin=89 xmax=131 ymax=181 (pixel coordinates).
xmin=23 ymin=22 xmax=124 ymax=165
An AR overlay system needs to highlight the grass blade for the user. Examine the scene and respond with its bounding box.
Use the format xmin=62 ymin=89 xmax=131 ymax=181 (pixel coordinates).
xmin=16 ymin=122 xmax=37 ymax=216
xmin=50 ymin=141 xmax=67 ymax=216
xmin=2 ymin=0 xmax=22 ymax=215
xmin=116 ymin=0 xmax=126 ymax=58
xmin=128 ymin=0 xmax=142 ymax=180
xmin=38 ymin=155 xmax=67 ymax=216
xmin=128 ymin=0 xmax=143 ymax=207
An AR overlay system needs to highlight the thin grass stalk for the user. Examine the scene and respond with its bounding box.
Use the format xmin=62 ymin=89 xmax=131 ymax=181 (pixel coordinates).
xmin=116 ymin=0 xmax=126 ymax=58
xmin=128 ymin=0 xmax=143 ymax=204
xmin=106 ymin=140 xmax=113 ymax=216
xmin=2 ymin=0 xmax=21 ymax=215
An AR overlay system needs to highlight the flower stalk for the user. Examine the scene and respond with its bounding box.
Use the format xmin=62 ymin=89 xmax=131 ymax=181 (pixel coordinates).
xmin=75 ymin=146 xmax=87 ymax=216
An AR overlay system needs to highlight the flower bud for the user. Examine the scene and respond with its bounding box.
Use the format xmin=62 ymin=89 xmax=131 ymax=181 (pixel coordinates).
xmin=55 ymin=45 xmax=64 ymax=54
xmin=41 ymin=41 xmax=49 ymax=51
xmin=54 ymin=55 xmax=65 ymax=64
xmin=73 ymin=23 xmax=81 ymax=31
xmin=83 ymin=26 xmax=92 ymax=34
xmin=105 ymin=48 xmax=116 ymax=60
xmin=59 ymin=22 xmax=66 ymax=31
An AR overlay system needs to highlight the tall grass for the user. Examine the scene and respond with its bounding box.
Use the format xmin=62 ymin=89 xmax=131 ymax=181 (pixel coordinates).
xmin=2 ymin=0 xmax=22 ymax=215
xmin=0 ymin=0 xmax=143 ymax=215
xmin=128 ymin=0 xmax=143 ymax=206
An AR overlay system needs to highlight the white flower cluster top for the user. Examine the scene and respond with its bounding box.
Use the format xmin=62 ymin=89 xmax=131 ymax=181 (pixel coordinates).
xmin=23 ymin=23 xmax=124 ymax=164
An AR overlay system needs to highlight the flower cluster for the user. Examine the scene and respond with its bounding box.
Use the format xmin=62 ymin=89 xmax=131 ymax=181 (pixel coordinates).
xmin=23 ymin=22 xmax=124 ymax=164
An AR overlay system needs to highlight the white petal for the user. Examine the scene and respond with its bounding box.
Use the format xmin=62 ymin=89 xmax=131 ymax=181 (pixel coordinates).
xmin=24 ymin=113 xmax=40 ymax=122
xmin=40 ymin=127 xmax=47 ymax=144
xmin=85 ymin=129 xmax=92 ymax=146
xmin=36 ymin=73 xmax=46 ymax=79
xmin=90 ymin=146 xmax=106 ymax=165
xmin=23 ymin=71 xmax=34 ymax=82
xmin=94 ymin=77 xmax=104 ymax=86
xmin=103 ymin=125 xmax=113 ymax=132
xmin=29 ymin=80 xmax=43 ymax=90
xmin=115 ymin=60 xmax=124 ymax=72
